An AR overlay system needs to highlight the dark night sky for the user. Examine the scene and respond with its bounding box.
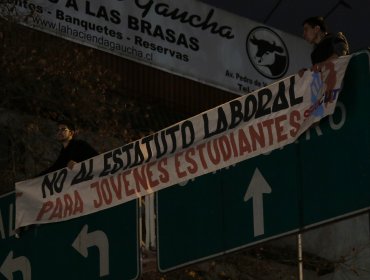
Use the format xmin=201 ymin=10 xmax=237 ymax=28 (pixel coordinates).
xmin=200 ymin=0 xmax=370 ymax=52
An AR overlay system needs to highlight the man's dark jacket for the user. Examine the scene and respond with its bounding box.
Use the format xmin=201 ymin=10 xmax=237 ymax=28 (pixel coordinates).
xmin=39 ymin=139 xmax=98 ymax=176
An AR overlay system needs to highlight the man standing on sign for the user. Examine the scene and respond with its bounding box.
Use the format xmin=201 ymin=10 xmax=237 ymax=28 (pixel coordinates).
xmin=299 ymin=16 xmax=350 ymax=123
xmin=16 ymin=119 xmax=98 ymax=238
xmin=302 ymin=16 xmax=350 ymax=67
xmin=39 ymin=119 xmax=98 ymax=176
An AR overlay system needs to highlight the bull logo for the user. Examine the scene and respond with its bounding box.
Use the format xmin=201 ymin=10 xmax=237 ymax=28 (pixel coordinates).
xmin=246 ymin=27 xmax=289 ymax=79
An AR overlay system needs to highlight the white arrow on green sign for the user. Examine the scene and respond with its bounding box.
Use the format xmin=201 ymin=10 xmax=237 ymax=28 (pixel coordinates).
xmin=0 ymin=251 xmax=31 ymax=280
xmin=0 ymin=192 xmax=140 ymax=280
xmin=244 ymin=168 xmax=272 ymax=237
xmin=72 ymin=224 xmax=109 ymax=277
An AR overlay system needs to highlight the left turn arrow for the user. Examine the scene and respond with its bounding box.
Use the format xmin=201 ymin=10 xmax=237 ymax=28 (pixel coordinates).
xmin=72 ymin=224 xmax=109 ymax=277
xmin=0 ymin=251 xmax=31 ymax=280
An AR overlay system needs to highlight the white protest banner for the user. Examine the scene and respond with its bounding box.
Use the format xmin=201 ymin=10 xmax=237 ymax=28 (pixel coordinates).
xmin=1 ymin=0 xmax=311 ymax=94
xmin=15 ymin=55 xmax=351 ymax=229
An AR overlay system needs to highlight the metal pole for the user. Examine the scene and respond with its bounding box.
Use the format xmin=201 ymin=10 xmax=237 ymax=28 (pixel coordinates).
xmin=297 ymin=233 xmax=304 ymax=280
xmin=149 ymin=193 xmax=156 ymax=250
xmin=144 ymin=193 xmax=156 ymax=250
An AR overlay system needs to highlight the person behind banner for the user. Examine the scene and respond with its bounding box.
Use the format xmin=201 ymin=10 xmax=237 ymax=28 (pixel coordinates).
xmin=39 ymin=119 xmax=98 ymax=176
xmin=15 ymin=120 xmax=98 ymax=238
xmin=302 ymin=16 xmax=350 ymax=69
xmin=298 ymin=16 xmax=350 ymax=127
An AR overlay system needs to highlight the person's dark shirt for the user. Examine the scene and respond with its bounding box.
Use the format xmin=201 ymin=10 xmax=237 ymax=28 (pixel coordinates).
xmin=39 ymin=139 xmax=98 ymax=176
xmin=311 ymin=32 xmax=349 ymax=64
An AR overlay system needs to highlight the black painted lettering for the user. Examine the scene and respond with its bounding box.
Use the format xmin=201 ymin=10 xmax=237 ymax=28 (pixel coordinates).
xmin=71 ymin=159 xmax=94 ymax=185
xmin=255 ymin=89 xmax=272 ymax=118
xmin=181 ymin=121 xmax=194 ymax=149
xmin=272 ymin=81 xmax=289 ymax=112
xmin=289 ymin=76 xmax=303 ymax=106
xmin=99 ymin=152 xmax=113 ymax=177
xmin=229 ymin=100 xmax=243 ymax=129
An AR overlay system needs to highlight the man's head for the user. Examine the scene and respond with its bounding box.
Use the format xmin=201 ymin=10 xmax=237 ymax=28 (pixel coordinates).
xmin=302 ymin=16 xmax=327 ymax=44
xmin=56 ymin=120 xmax=76 ymax=145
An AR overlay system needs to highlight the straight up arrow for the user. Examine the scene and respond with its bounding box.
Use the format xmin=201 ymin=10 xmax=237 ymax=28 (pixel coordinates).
xmin=244 ymin=168 xmax=272 ymax=237
xmin=0 ymin=251 xmax=31 ymax=280
xmin=72 ymin=224 xmax=109 ymax=277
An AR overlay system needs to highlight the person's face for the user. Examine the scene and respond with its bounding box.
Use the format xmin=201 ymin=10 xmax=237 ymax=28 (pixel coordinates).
xmin=303 ymin=23 xmax=319 ymax=44
xmin=56 ymin=124 xmax=74 ymax=142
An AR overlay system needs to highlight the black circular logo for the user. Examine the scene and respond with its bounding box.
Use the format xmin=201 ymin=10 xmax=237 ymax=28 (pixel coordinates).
xmin=246 ymin=26 xmax=289 ymax=79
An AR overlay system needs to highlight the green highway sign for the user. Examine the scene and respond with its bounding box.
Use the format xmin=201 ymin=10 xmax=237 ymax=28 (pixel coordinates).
xmin=156 ymin=52 xmax=370 ymax=271
xmin=300 ymin=54 xmax=370 ymax=226
xmin=0 ymin=192 xmax=140 ymax=280
xmin=157 ymin=144 xmax=302 ymax=271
